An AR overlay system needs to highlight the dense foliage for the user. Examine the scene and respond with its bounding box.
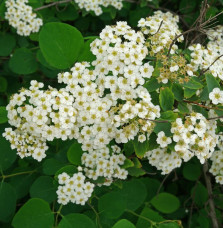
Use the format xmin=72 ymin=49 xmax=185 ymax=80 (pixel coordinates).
xmin=0 ymin=0 xmax=223 ymax=228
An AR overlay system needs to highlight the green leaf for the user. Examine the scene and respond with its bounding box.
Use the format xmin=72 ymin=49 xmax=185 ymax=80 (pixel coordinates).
xmin=144 ymin=78 xmax=161 ymax=92
xmin=42 ymin=158 xmax=64 ymax=175
xmin=0 ymin=33 xmax=16 ymax=56
xmin=142 ymin=177 xmax=162 ymax=201
xmin=206 ymin=6 xmax=218 ymax=18
xmin=159 ymin=87 xmax=174 ymax=111
xmin=183 ymin=163 xmax=201 ymax=181
xmin=205 ymin=73 xmax=220 ymax=93
xmin=30 ymin=176 xmax=57 ymax=203
xmin=98 ymin=191 xmax=126 ymax=219
xmin=191 ymin=183 xmax=208 ymax=207
xmin=0 ymin=77 xmax=7 ymax=92
xmin=158 ymin=222 xmax=180 ymax=228
xmin=132 ymin=157 xmax=142 ymax=168
xmin=178 ymin=102 xmax=189 ymax=113
xmin=160 ymin=111 xmax=178 ymax=122
xmin=55 ymin=165 xmax=77 ymax=177
xmin=58 ymin=213 xmax=96 ymax=228
xmin=0 ymin=106 xmax=7 ymax=124
xmin=0 ymin=182 xmax=17 ymax=222
xmin=127 ymin=167 xmax=146 ymax=177
xmin=192 ymin=105 xmax=208 ymax=118
xmin=0 ymin=0 xmax=7 ymax=19
xmin=200 ymin=86 xmax=209 ymax=101
xmin=172 ymin=83 xmax=184 ymax=101
xmin=151 ymin=192 xmax=180 ymax=214
xmin=133 ymin=137 xmax=149 ymax=158
xmin=9 ymin=48 xmax=38 ymax=74
xmin=112 ymin=219 xmax=135 ymax=228
xmin=10 ymin=171 xmax=37 ymax=199
xmin=12 ymin=198 xmax=54 ymax=228
xmin=56 ymin=5 xmax=79 ymax=21
xmin=183 ymin=77 xmax=203 ymax=90
xmin=136 ymin=207 xmax=164 ymax=228
xmin=119 ymin=179 xmax=147 ymax=211
xmin=78 ymin=39 xmax=96 ymax=62
xmin=154 ymin=122 xmax=172 ymax=136
xmin=67 ymin=142 xmax=84 ymax=166
xmin=180 ymin=0 xmax=196 ymax=14
xmin=184 ymin=88 xmax=196 ymax=98
xmin=121 ymin=159 xmax=134 ymax=169
xmin=39 ymin=22 xmax=84 ymax=69
xmin=124 ymin=140 xmax=134 ymax=157
xmin=0 ymin=136 xmax=17 ymax=171
xmin=36 ymin=49 xmax=56 ymax=70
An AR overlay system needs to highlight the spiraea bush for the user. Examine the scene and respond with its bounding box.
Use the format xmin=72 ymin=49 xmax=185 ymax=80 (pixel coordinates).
xmin=0 ymin=0 xmax=223 ymax=227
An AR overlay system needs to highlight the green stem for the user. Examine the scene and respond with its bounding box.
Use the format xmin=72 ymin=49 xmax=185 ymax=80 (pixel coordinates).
xmin=84 ymin=36 xmax=99 ymax=40
xmin=88 ymin=202 xmax=102 ymax=228
xmin=158 ymin=220 xmax=183 ymax=228
xmin=0 ymin=170 xmax=36 ymax=180
xmin=125 ymin=209 xmax=156 ymax=226
xmin=55 ymin=204 xmax=63 ymax=227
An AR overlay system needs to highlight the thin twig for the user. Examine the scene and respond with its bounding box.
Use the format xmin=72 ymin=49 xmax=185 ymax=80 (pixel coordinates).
xmin=201 ymin=54 xmax=223 ymax=75
xmin=153 ymin=20 xmax=163 ymax=35
xmin=156 ymin=172 xmax=171 ymax=195
xmin=183 ymin=100 xmax=223 ymax=111
xmin=34 ymin=0 xmax=72 ymax=11
xmin=145 ymin=118 xmax=169 ymax=123
xmin=203 ymin=162 xmax=219 ymax=228
xmin=207 ymin=115 xmax=223 ymax=121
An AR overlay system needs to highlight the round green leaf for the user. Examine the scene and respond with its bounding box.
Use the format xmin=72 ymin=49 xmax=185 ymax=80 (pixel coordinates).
xmin=12 ymin=198 xmax=54 ymax=228
xmin=58 ymin=213 xmax=96 ymax=228
xmin=10 ymin=171 xmax=37 ymax=199
xmin=78 ymin=39 xmax=96 ymax=62
xmin=151 ymin=192 xmax=180 ymax=214
xmin=0 ymin=33 xmax=16 ymax=56
xmin=0 ymin=182 xmax=17 ymax=222
xmin=9 ymin=48 xmax=38 ymax=74
xmin=39 ymin=22 xmax=84 ymax=69
xmin=67 ymin=142 xmax=84 ymax=166
xmin=0 ymin=106 xmax=8 ymax=124
xmin=42 ymin=158 xmax=64 ymax=175
xmin=56 ymin=5 xmax=79 ymax=21
xmin=0 ymin=136 xmax=17 ymax=171
xmin=55 ymin=165 xmax=77 ymax=177
xmin=0 ymin=77 xmax=7 ymax=92
xmin=112 ymin=219 xmax=135 ymax=228
xmin=119 ymin=179 xmax=147 ymax=211
xmin=98 ymin=191 xmax=126 ymax=219
xmin=30 ymin=176 xmax=57 ymax=203
xmin=191 ymin=183 xmax=208 ymax=207
xmin=183 ymin=163 xmax=201 ymax=181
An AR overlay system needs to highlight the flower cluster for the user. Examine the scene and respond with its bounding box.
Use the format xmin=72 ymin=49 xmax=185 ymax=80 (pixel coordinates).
xmin=74 ymin=0 xmax=123 ymax=16
xmin=210 ymin=137 xmax=223 ymax=185
xmin=5 ymin=0 xmax=43 ymax=36
xmin=57 ymin=171 xmax=94 ymax=205
xmin=82 ymin=146 xmax=128 ymax=185
xmin=4 ymin=11 xmax=223 ymax=207
xmin=3 ymin=80 xmax=77 ymax=161
xmin=138 ymin=11 xmax=184 ymax=55
xmin=188 ymin=26 xmax=223 ymax=79
xmin=145 ymin=112 xmax=218 ymax=174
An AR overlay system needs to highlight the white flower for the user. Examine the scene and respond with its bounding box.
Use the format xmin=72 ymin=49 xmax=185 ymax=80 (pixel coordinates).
xmin=156 ymin=131 xmax=172 ymax=148
xmin=209 ymin=88 xmax=223 ymax=105
xmin=138 ymin=134 xmax=146 ymax=142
